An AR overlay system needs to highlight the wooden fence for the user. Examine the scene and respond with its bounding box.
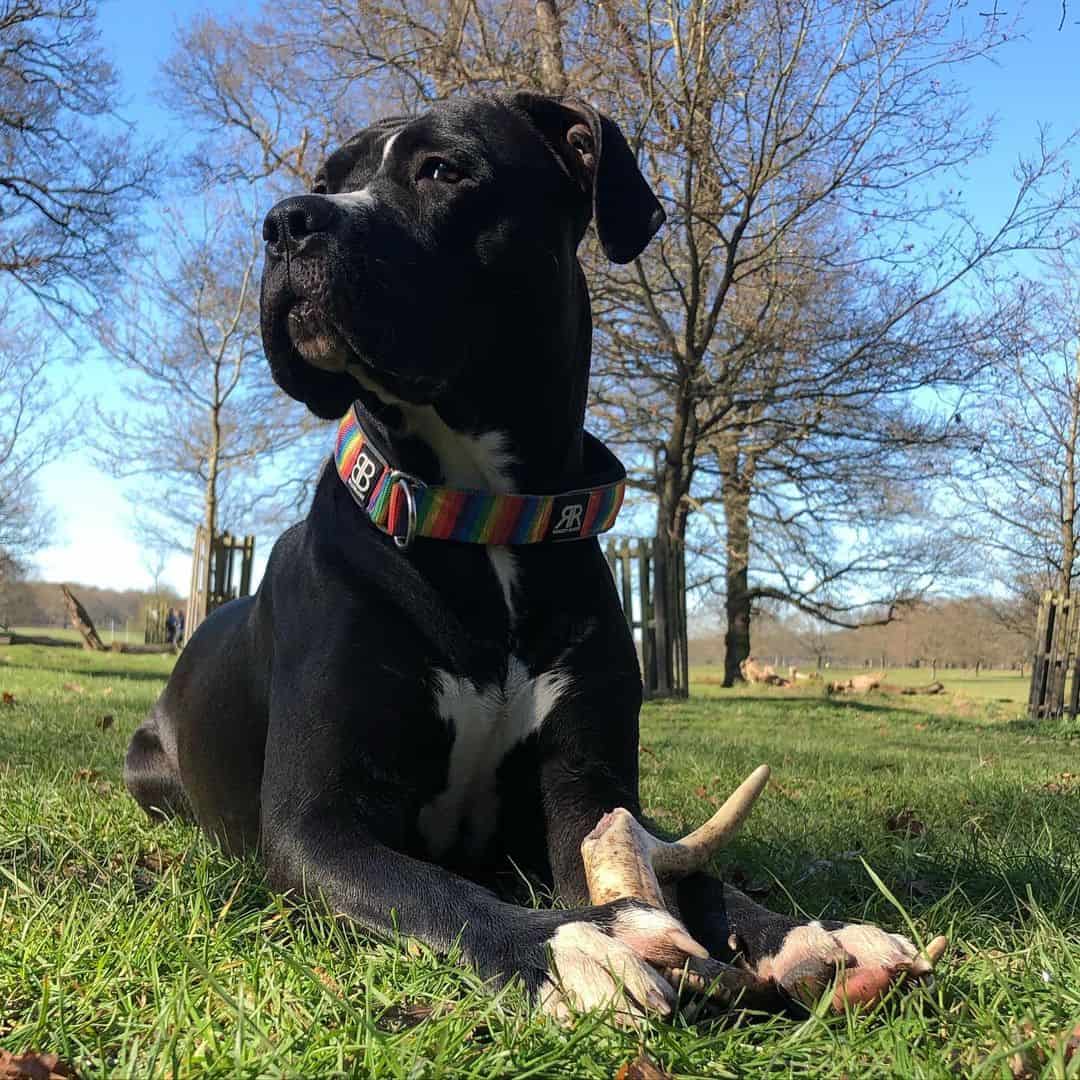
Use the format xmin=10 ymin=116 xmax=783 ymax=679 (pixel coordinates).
xmin=605 ymin=537 xmax=688 ymax=699
xmin=187 ymin=527 xmax=256 ymax=639
xmin=1029 ymin=590 xmax=1080 ymax=720
xmin=144 ymin=602 xmax=170 ymax=645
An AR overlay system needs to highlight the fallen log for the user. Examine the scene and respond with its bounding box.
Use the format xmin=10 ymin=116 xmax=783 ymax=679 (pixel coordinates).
xmin=0 ymin=632 xmax=80 ymax=648
xmin=897 ymin=681 xmax=945 ymax=695
xmin=827 ymin=672 xmax=885 ymax=694
xmin=740 ymin=657 xmax=793 ymax=687
xmin=829 ymin=677 xmax=945 ymax=696
xmin=109 ymin=642 xmax=176 ymax=655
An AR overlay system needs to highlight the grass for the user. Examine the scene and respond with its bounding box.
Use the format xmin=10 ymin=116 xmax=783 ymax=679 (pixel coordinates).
xmin=2 ymin=647 xmax=1079 ymax=1077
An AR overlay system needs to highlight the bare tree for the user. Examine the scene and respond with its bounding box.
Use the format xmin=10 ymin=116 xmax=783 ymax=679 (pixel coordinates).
xmin=951 ymin=254 xmax=1080 ymax=609
xmin=580 ymin=0 xmax=1077 ymax=682
xmin=0 ymin=0 xmax=154 ymax=314
xmin=0 ymin=302 xmax=59 ymax=573
xmin=92 ymin=196 xmax=322 ymax=551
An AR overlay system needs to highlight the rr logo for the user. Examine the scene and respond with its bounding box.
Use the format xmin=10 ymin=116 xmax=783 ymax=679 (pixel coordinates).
xmin=348 ymin=450 xmax=381 ymax=503
xmin=551 ymin=501 xmax=585 ymax=536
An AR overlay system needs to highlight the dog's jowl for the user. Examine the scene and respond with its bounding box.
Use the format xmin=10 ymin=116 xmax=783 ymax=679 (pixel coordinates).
xmin=125 ymin=93 xmax=931 ymax=1019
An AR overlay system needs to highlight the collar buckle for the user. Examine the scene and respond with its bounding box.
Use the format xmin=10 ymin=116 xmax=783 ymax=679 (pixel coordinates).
xmin=388 ymin=471 xmax=418 ymax=550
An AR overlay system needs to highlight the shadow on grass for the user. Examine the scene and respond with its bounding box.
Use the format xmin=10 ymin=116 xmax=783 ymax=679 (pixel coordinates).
xmin=1 ymin=649 xmax=173 ymax=682
xmin=667 ymin=690 xmax=940 ymax=721
xmin=711 ymin=829 xmax=1080 ymax=932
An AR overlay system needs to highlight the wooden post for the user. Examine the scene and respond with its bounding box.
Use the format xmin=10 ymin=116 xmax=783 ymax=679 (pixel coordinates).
xmin=674 ymin=538 xmax=688 ymax=697
xmin=1028 ymin=591 xmax=1053 ymax=718
xmin=1047 ymin=594 xmax=1073 ymax=719
xmin=60 ymin=585 xmax=106 ymax=651
xmin=240 ymin=535 xmax=255 ymax=597
xmin=638 ymin=539 xmax=655 ymax=698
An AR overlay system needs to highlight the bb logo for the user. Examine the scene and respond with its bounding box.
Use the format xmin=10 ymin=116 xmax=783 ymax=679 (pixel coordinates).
xmin=348 ymin=450 xmax=382 ymax=503
xmin=552 ymin=501 xmax=585 ymax=536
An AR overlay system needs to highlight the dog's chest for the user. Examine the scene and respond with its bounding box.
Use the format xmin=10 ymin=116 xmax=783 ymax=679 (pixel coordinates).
xmin=417 ymin=658 xmax=569 ymax=861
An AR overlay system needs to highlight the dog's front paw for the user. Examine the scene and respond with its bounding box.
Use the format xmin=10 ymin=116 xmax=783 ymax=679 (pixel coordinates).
xmin=537 ymin=902 xmax=707 ymax=1024
xmin=746 ymin=920 xmax=937 ymax=1009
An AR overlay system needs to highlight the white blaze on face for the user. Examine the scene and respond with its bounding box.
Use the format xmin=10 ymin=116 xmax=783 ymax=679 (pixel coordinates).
xmin=325 ymin=130 xmax=401 ymax=211
xmin=417 ymin=661 xmax=572 ymax=859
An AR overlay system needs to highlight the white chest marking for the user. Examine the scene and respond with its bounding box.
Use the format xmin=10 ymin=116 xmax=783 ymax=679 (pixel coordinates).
xmin=417 ymin=661 xmax=571 ymax=858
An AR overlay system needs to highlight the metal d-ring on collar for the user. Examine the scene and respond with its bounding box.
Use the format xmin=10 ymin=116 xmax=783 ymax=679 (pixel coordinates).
xmin=388 ymin=471 xmax=418 ymax=549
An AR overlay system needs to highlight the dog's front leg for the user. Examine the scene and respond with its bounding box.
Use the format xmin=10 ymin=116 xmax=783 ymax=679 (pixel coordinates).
xmin=531 ymin=681 xmax=721 ymax=1018
xmin=261 ymin=798 xmax=704 ymax=1022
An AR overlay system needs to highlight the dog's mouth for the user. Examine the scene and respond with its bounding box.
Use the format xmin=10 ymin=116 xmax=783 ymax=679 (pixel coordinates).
xmin=283 ymin=297 xmax=448 ymax=405
xmin=287 ymin=301 xmax=351 ymax=373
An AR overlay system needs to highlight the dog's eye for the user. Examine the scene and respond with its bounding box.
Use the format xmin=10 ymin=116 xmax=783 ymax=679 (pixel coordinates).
xmin=417 ymin=158 xmax=463 ymax=184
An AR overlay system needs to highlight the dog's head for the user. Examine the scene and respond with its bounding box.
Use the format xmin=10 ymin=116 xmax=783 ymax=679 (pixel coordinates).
xmin=259 ymin=94 xmax=664 ymax=420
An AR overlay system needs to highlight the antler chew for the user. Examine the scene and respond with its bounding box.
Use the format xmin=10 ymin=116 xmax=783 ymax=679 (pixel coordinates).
xmin=581 ymin=764 xmax=771 ymax=906
xmin=580 ymin=766 xmax=782 ymax=1011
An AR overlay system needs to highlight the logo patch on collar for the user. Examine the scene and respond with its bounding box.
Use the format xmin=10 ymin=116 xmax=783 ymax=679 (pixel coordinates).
xmin=548 ymin=495 xmax=589 ymax=539
xmin=346 ymin=441 xmax=388 ymax=507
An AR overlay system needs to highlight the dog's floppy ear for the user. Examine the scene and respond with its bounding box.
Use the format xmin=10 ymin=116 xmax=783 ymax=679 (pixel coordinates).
xmin=510 ymin=92 xmax=665 ymax=264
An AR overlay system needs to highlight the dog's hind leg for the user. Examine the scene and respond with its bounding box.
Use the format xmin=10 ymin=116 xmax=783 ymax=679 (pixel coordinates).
xmin=124 ymin=710 xmax=192 ymax=823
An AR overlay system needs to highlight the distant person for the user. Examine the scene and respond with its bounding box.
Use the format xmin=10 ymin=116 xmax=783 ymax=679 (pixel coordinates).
xmin=165 ymin=608 xmax=177 ymax=645
xmin=176 ymin=609 xmax=186 ymax=647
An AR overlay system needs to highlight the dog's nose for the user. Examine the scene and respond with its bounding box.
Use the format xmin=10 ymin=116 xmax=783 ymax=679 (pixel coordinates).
xmin=262 ymin=195 xmax=338 ymax=258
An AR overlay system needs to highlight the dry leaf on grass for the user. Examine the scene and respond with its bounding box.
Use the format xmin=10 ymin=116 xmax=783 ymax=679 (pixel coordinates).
xmin=375 ymin=1000 xmax=449 ymax=1031
xmin=136 ymin=849 xmax=179 ymax=875
xmin=2 ymin=691 xmax=16 ymax=706
xmin=61 ymin=683 xmax=85 ymax=694
xmin=886 ymin=808 xmax=926 ymax=837
xmin=614 ymin=1053 xmax=673 ymax=1080
xmin=72 ymin=768 xmax=101 ymax=782
xmin=1001 ymin=1020 xmax=1080 ymax=1078
xmin=772 ymin=783 xmax=803 ymax=800
xmin=693 ymin=785 xmax=720 ymax=807
xmin=312 ymin=966 xmax=344 ymax=994
xmin=0 ymin=1050 xmax=77 ymax=1080
xmin=96 ymin=715 xmax=114 ymax=731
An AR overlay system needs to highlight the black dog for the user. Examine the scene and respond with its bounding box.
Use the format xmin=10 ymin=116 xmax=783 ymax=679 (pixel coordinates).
xmin=125 ymin=93 xmax=929 ymax=1019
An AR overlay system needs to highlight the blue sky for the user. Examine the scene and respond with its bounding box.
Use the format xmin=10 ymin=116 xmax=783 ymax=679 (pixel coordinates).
xmin=30 ymin=0 xmax=1080 ymax=595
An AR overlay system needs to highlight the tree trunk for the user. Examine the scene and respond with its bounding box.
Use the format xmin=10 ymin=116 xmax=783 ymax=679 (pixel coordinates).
xmin=652 ymin=434 xmax=692 ymax=698
xmin=723 ymin=550 xmax=751 ymax=687
xmin=206 ymin=402 xmax=221 ymax=539
xmin=719 ymin=445 xmax=753 ymax=687
xmin=534 ymin=1 xmax=567 ymax=95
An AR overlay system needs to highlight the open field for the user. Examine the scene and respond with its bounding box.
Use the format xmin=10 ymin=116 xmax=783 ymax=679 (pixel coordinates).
xmin=692 ymin=665 xmax=1031 ymax=704
xmin=2 ymin=646 xmax=1079 ymax=1077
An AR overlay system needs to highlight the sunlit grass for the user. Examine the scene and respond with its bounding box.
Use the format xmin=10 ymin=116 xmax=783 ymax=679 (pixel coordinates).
xmin=2 ymin=646 xmax=1078 ymax=1076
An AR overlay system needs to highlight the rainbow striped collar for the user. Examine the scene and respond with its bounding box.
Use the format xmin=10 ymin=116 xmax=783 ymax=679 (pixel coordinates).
xmin=334 ymin=403 xmax=625 ymax=548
